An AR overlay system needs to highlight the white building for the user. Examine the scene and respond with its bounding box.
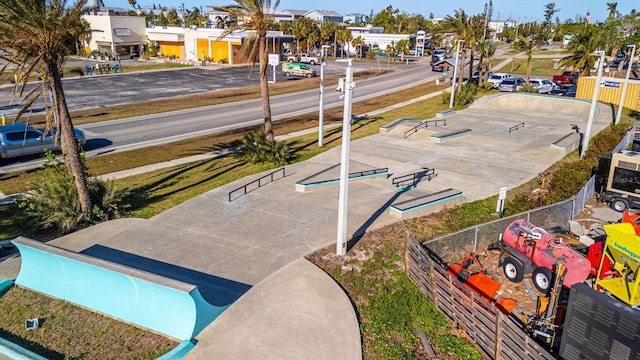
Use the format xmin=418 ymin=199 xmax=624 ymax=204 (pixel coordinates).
xmin=82 ymin=14 xmax=147 ymax=58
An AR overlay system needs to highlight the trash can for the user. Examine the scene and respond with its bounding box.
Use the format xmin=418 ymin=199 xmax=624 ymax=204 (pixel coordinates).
xmin=113 ymin=63 xmax=120 ymax=74
xmin=435 ymin=78 xmax=440 ymax=85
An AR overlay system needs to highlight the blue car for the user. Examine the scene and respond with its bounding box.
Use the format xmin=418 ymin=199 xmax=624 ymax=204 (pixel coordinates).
xmin=0 ymin=122 xmax=86 ymax=159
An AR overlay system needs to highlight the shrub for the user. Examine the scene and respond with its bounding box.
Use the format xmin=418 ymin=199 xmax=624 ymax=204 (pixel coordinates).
xmin=454 ymin=83 xmax=478 ymax=106
xmin=15 ymin=150 xmax=129 ymax=236
xmin=236 ymin=130 xmax=292 ymax=166
xmin=519 ymin=84 xmax=538 ymax=93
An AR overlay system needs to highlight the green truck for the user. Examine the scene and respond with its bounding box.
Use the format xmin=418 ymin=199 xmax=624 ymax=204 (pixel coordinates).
xmin=282 ymin=62 xmax=316 ymax=78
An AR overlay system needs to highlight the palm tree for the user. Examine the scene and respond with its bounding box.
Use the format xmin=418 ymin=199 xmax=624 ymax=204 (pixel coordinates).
xmin=216 ymin=0 xmax=279 ymax=141
xmin=166 ymin=8 xmax=182 ymax=26
xmin=395 ymin=39 xmax=410 ymax=62
xmin=559 ymin=25 xmax=603 ymax=75
xmin=352 ymin=36 xmax=364 ymax=59
xmin=0 ymin=0 xmax=92 ymax=212
xmin=336 ymin=28 xmax=352 ymax=58
xmin=515 ymin=30 xmax=543 ymax=83
xmin=476 ymin=40 xmax=496 ymax=85
xmin=443 ymin=9 xmax=471 ymax=91
xmin=607 ymin=2 xmax=618 ymax=21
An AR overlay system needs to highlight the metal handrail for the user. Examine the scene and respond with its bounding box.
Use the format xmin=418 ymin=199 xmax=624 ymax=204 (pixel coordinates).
xmin=404 ymin=119 xmax=447 ymax=139
xmin=228 ymin=167 xmax=285 ymax=202
xmin=349 ymin=168 xmax=388 ymax=178
xmin=392 ymin=168 xmax=436 ymax=187
xmin=509 ymin=122 xmax=525 ymax=133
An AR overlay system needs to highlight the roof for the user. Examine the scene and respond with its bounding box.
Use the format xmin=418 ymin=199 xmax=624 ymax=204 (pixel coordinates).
xmin=282 ymin=9 xmax=307 ymax=16
xmin=305 ymin=9 xmax=343 ymax=17
xmin=344 ymin=13 xmax=367 ymax=17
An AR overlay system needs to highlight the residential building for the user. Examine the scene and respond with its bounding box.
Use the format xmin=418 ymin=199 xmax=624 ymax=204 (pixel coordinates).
xmin=282 ymin=9 xmax=308 ymax=20
xmin=304 ymin=10 xmax=343 ymax=24
xmin=343 ymin=12 xmax=370 ymax=25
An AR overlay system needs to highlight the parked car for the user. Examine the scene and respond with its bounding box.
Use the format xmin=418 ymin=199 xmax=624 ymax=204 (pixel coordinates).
xmin=552 ymin=71 xmax=579 ymax=85
xmin=529 ymin=78 xmax=555 ymax=94
xmin=282 ymin=62 xmax=316 ymax=78
xmin=487 ymin=73 xmax=510 ymax=88
xmin=0 ymin=122 xmax=86 ymax=159
xmin=285 ymin=53 xmax=320 ymax=65
xmin=431 ymin=60 xmax=446 ymax=72
xmin=549 ymin=85 xmax=577 ymax=97
xmin=498 ymin=77 xmax=526 ymax=92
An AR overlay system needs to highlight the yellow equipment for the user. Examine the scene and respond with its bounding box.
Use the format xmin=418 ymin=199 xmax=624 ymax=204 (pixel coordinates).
xmin=597 ymin=223 xmax=640 ymax=307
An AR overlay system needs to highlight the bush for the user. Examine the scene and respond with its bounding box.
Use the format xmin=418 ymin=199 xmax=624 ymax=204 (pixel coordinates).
xmin=236 ymin=130 xmax=292 ymax=166
xmin=519 ymin=84 xmax=538 ymax=93
xmin=15 ymin=150 xmax=129 ymax=236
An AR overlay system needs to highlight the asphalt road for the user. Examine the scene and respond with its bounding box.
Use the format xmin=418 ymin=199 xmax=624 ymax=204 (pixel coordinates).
xmin=0 ymin=59 xmax=438 ymax=173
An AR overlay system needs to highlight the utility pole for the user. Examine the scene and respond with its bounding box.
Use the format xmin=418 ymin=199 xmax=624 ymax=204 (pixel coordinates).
xmin=615 ymin=44 xmax=636 ymax=125
xmin=582 ymin=51 xmax=605 ymax=158
xmin=318 ymin=45 xmax=330 ymax=147
xmin=336 ymin=59 xmax=354 ymax=256
xmin=449 ymin=39 xmax=462 ymax=109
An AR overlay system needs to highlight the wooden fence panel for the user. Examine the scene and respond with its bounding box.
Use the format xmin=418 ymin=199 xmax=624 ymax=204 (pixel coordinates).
xmin=406 ymin=237 xmax=556 ymax=360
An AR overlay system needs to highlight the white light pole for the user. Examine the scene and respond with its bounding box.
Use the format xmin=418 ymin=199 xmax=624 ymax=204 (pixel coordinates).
xmin=319 ymin=45 xmax=330 ymax=147
xmin=581 ymin=51 xmax=605 ymax=159
xmin=615 ymin=44 xmax=636 ymax=125
xmin=449 ymin=39 xmax=463 ymax=109
xmin=336 ymin=59 xmax=354 ymax=256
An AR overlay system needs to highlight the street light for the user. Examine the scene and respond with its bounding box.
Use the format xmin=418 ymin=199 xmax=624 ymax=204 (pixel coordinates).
xmin=319 ymin=45 xmax=331 ymax=147
xmin=336 ymin=58 xmax=354 ymax=256
xmin=615 ymin=44 xmax=636 ymax=125
xmin=581 ymin=50 xmax=605 ymax=159
xmin=449 ymin=39 xmax=463 ymax=109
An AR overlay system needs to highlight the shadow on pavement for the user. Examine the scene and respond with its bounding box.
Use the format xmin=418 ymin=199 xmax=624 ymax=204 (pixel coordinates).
xmin=81 ymin=244 xmax=251 ymax=306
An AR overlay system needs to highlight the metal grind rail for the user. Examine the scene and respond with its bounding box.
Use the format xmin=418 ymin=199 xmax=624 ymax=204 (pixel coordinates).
xmin=404 ymin=119 xmax=447 ymax=139
xmin=228 ymin=168 xmax=285 ymax=202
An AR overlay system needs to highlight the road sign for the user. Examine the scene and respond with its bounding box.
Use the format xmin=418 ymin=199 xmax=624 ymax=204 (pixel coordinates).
xmin=600 ymin=80 xmax=620 ymax=88
xmin=268 ymin=54 xmax=280 ymax=67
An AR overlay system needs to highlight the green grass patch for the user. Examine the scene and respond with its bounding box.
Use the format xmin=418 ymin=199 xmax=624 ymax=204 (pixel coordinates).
xmin=0 ymin=286 xmax=177 ymax=359
xmin=507 ymin=58 xmax=560 ymax=77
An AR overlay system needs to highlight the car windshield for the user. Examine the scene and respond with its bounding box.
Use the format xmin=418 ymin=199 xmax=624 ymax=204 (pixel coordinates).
xmin=502 ymin=79 xmax=516 ymax=85
xmin=490 ymin=75 xmax=503 ymax=80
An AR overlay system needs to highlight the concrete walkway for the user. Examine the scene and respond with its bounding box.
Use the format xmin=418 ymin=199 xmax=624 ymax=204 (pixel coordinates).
xmin=0 ymin=93 xmax=612 ymax=359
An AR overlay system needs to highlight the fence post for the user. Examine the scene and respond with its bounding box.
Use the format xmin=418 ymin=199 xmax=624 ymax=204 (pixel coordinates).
xmin=474 ymin=226 xmax=479 ymax=253
xmin=428 ymin=258 xmax=438 ymax=307
xmin=494 ymin=311 xmax=502 ymax=359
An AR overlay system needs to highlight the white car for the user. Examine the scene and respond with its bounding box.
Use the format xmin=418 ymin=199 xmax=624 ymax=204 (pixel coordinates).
xmin=529 ymin=78 xmax=555 ymax=94
xmin=487 ymin=73 xmax=510 ymax=88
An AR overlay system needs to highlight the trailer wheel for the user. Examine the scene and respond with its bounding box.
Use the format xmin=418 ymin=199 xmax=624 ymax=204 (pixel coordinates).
xmin=502 ymin=257 xmax=524 ymax=283
xmin=284 ymin=72 xmax=291 ymax=77
xmin=532 ymin=267 xmax=553 ymax=293
xmin=610 ymin=198 xmax=628 ymax=212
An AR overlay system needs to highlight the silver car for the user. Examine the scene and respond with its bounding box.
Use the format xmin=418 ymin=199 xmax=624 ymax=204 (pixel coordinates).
xmin=0 ymin=122 xmax=86 ymax=159
xmin=498 ymin=77 xmax=526 ymax=92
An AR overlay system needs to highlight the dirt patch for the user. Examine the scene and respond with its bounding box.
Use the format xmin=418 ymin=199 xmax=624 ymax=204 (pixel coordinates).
xmin=0 ymin=286 xmax=177 ymax=359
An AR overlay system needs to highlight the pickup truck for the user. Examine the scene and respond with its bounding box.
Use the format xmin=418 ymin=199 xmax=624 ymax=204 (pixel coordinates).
xmin=552 ymin=71 xmax=580 ymax=85
xmin=286 ymin=53 xmax=320 ymax=65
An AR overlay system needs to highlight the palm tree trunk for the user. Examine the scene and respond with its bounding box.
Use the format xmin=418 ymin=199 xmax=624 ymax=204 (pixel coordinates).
xmin=468 ymin=43 xmax=476 ymax=81
xmin=48 ymin=62 xmax=92 ymax=213
xmin=258 ymin=31 xmax=274 ymax=141
xmin=457 ymin=48 xmax=466 ymax=91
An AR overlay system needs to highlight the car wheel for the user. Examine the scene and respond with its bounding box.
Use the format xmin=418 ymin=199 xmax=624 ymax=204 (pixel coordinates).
xmin=502 ymin=257 xmax=524 ymax=283
xmin=611 ymin=198 xmax=628 ymax=212
xmin=532 ymin=267 xmax=553 ymax=293
xmin=306 ymin=73 xmax=312 ymax=78
xmin=284 ymin=72 xmax=290 ymax=77
xmin=309 ymin=60 xmax=316 ymax=65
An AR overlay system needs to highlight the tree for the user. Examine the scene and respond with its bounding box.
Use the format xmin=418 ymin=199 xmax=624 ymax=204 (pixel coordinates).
xmin=166 ymin=8 xmax=182 ymax=26
xmin=395 ymin=39 xmax=410 ymax=62
xmin=442 ymin=9 xmax=472 ymax=91
xmin=559 ymin=25 xmax=603 ymax=75
xmin=186 ymin=6 xmax=205 ymax=27
xmin=0 ymin=0 xmax=92 ymax=213
xmin=543 ymin=2 xmax=560 ymax=25
xmin=336 ymin=28 xmax=352 ymax=57
xmin=216 ymin=0 xmax=279 ymax=141
xmin=516 ymin=24 xmax=545 ymax=83
xmin=128 ymin=0 xmax=137 ymax=8
xmin=352 ymin=36 xmax=364 ymax=59
xmin=291 ymin=17 xmax=316 ymax=53
xmin=476 ymin=40 xmax=496 ymax=85
xmin=607 ymin=2 xmax=619 ymax=21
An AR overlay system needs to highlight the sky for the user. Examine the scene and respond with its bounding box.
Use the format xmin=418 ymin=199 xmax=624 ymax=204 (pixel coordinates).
xmin=107 ymin=0 xmax=637 ymax=24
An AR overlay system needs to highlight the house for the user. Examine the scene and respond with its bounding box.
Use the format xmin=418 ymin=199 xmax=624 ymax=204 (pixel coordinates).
xmin=304 ymin=10 xmax=343 ymax=24
xmin=282 ymin=9 xmax=307 ymax=20
xmin=343 ymin=13 xmax=369 ymax=25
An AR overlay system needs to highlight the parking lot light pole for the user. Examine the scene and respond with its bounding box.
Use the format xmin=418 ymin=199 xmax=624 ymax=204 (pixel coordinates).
xmin=336 ymin=59 xmax=354 ymax=256
xmin=615 ymin=44 xmax=636 ymax=125
xmin=582 ymin=51 xmax=605 ymax=159
xmin=449 ymin=39 xmax=463 ymax=109
xmin=319 ymin=45 xmax=330 ymax=147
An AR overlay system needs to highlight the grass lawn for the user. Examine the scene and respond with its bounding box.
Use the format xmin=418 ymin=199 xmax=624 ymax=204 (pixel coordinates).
xmin=0 ymin=286 xmax=177 ymax=360
xmin=507 ymin=58 xmax=560 ymax=77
